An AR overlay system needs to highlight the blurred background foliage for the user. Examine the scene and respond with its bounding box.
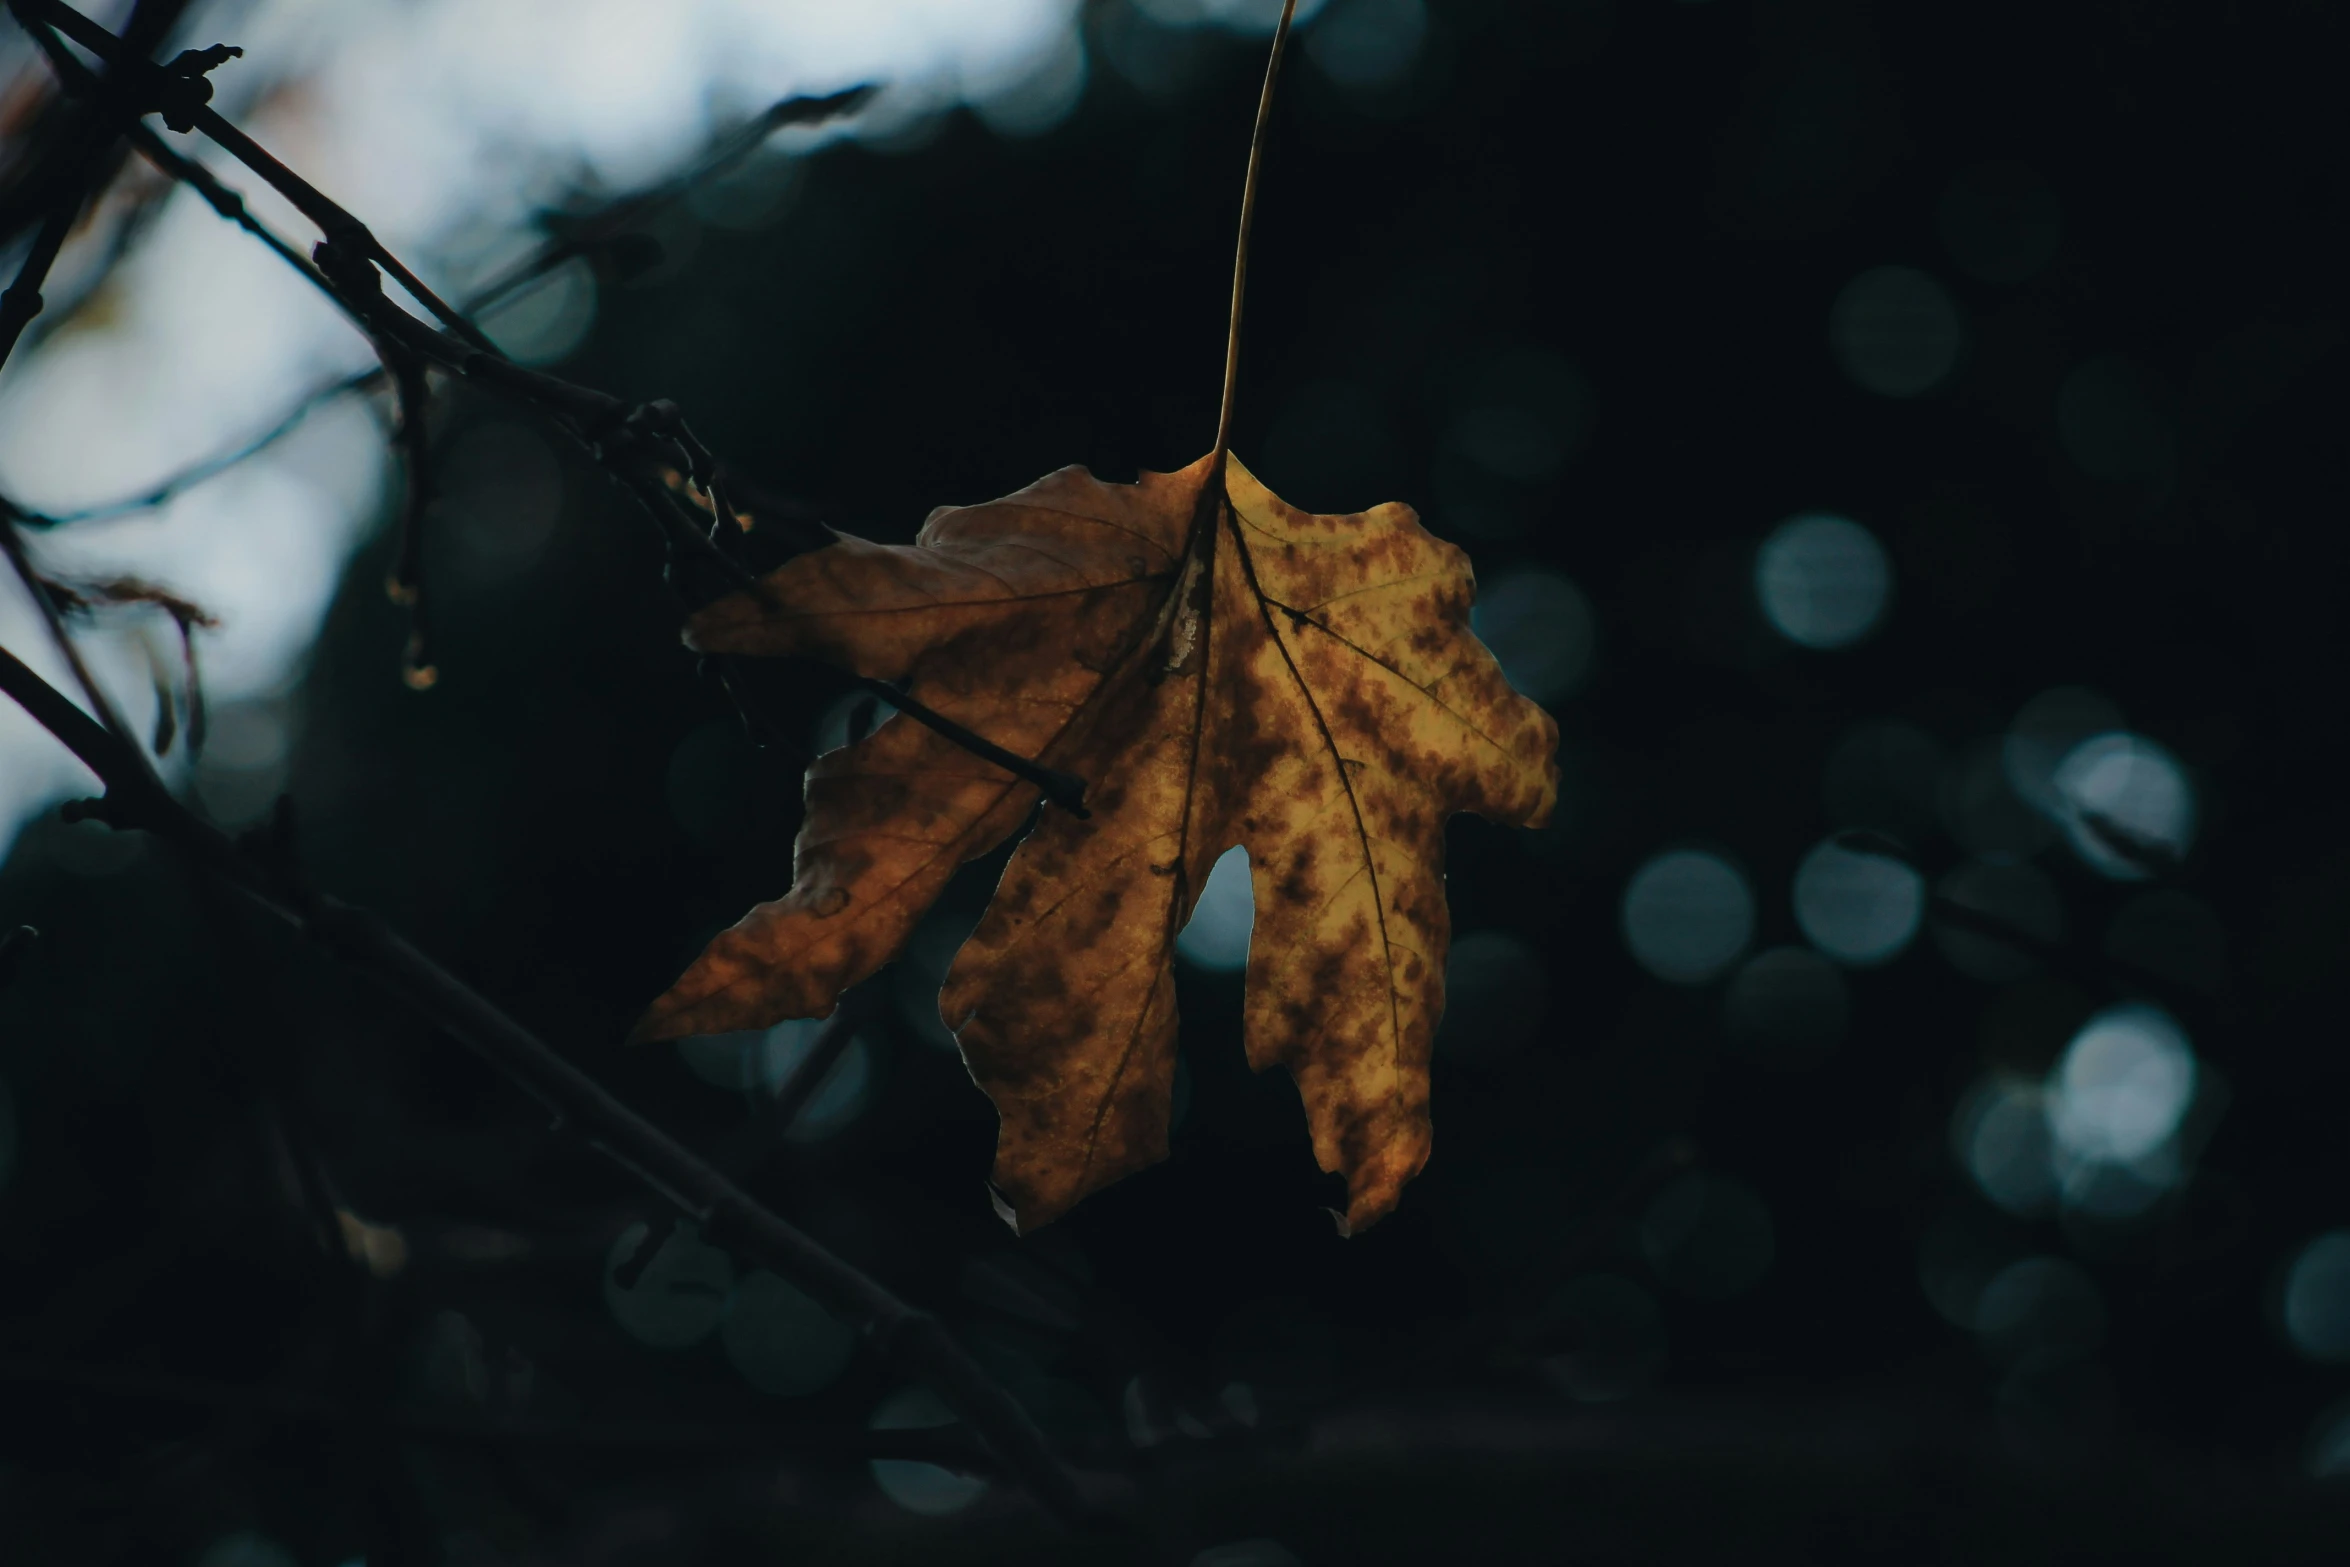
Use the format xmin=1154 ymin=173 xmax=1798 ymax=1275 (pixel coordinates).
xmin=2 ymin=0 xmax=2349 ymax=1562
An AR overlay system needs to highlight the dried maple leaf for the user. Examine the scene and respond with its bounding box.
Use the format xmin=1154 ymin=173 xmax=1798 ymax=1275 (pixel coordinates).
xmin=636 ymin=0 xmax=1557 ymax=1233
xmin=637 ymin=452 xmax=1557 ymax=1232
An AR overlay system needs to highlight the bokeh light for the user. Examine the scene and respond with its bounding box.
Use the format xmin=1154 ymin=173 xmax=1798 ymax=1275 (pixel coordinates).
xmin=441 ymin=421 xmax=565 ymax=584
xmin=2307 ymin=1403 xmax=2350 ymax=1479
xmin=1534 ymin=1274 xmax=1666 ymax=1402
xmin=870 ymin=1386 xmax=989 ymax=1515
xmin=1435 ymin=930 xmax=1548 ymax=1068
xmin=604 ymin=1220 xmax=733 ymax=1349
xmin=1945 ymin=1005 xmax=2199 ymax=1221
xmin=477 ymin=255 xmax=599 ymax=364
xmin=1829 ymin=266 xmax=1963 ymax=397
xmin=2057 ymin=356 xmax=2177 ymax=488
xmin=2003 ymin=687 xmax=2126 ymax=815
xmin=1470 ymin=569 xmax=1596 ymax=705
xmin=1973 ymin=1256 xmax=2105 ymax=1366
xmin=679 ymin=1013 xmax=873 ymax=1141
xmin=1621 ymin=849 xmax=1754 ymax=985
xmin=1936 ymin=162 xmax=2063 ymax=283
xmin=1917 ymin=1214 xmax=2010 ymax=1330
xmin=1259 ymin=379 xmax=1398 ymax=513
xmin=1443 ymin=350 xmax=1592 ymax=484
xmin=1823 ymin=720 xmax=1944 ymax=840
xmin=676 ymin=1027 xmax=765 ymax=1090
xmin=722 ymin=1269 xmax=857 ymax=1396
xmin=1792 ymin=836 xmax=1925 ymax=966
xmin=757 ymin=1018 xmax=875 ymax=1141
xmin=1942 ymin=739 xmax=2059 ymax=862
xmin=1721 ymin=946 xmax=1849 ymax=1069
xmin=1177 ymin=846 xmax=1254 ymax=972
xmin=1305 ymin=0 xmax=1428 ymax=90
xmin=192 ymin=702 xmax=293 ymax=831
xmin=2047 ymin=1004 xmax=2196 ymax=1166
xmin=1955 ymin=1005 xmax=2202 ymax=1222
xmin=2283 ymin=1232 xmax=2350 ymax=1364
xmin=1640 ymin=1172 xmax=1775 ymax=1300
xmin=1432 ymin=344 xmax=1594 ymax=538
xmin=965 ymin=23 xmax=1090 ymax=139
xmin=1754 ymin=513 xmax=1892 ymax=649
xmin=1930 ymin=861 xmax=2065 ymax=984
xmin=2051 ymin=733 xmax=2197 ymax=879
xmin=894 ymin=904 xmax=978 ymax=1050
xmin=1951 ymin=1074 xmax=2058 ymax=1216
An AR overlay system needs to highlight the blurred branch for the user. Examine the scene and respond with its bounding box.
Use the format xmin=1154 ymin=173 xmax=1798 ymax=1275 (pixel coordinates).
xmin=7 ymin=5 xmax=1090 ymax=802
xmin=0 ymin=142 xmax=91 ymax=362
xmin=0 ymin=0 xmax=140 ymax=364
xmin=12 ymin=0 xmax=492 ymax=352
xmin=0 ymin=636 xmax=1110 ymax=1530
xmin=0 ymin=501 xmax=154 ymax=785
xmin=383 ymin=348 xmax=435 ymax=687
xmin=0 ymin=0 xmax=185 ymax=240
xmin=0 ymin=4 xmax=1109 ymax=1520
xmin=7 ymin=368 xmax=377 ymax=529
xmin=17 ymin=17 xmax=343 ymax=312
xmin=613 ymin=984 xmax=876 ymax=1289
xmin=462 ymin=81 xmax=875 ymax=316
xmin=16 ymin=10 xmax=443 ymax=684
xmin=0 ymin=1353 xmax=1001 ymax=1468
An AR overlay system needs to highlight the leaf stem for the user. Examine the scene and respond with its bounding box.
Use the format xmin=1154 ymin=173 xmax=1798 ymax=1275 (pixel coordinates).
xmin=1210 ymin=0 xmax=1301 ymax=470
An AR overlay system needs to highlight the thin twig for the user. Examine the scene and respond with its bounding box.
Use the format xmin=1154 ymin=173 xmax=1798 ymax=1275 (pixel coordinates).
xmin=0 ymin=158 xmax=86 ymax=365
xmin=0 ymin=639 xmax=1110 ymax=1529
xmin=26 ymin=81 xmax=871 ymax=532
xmin=0 ymin=504 xmax=153 ymax=784
xmin=0 ymin=9 xmax=1105 ymax=1512
xmin=463 ymin=83 xmax=875 ymax=316
xmin=14 ymin=0 xmax=498 ymax=355
xmin=754 ymin=996 xmax=870 ymax=1156
xmin=0 ymin=0 xmax=143 ymax=367
xmin=16 ymin=5 xmax=1089 ymax=807
xmin=385 ymin=352 xmax=435 ymax=688
xmin=859 ymin=677 xmax=1091 ymax=818
xmin=12 ymin=369 xmax=381 ymax=530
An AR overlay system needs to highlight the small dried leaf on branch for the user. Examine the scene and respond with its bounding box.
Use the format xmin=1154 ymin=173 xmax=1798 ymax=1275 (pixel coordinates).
xmin=36 ymin=570 xmax=217 ymax=753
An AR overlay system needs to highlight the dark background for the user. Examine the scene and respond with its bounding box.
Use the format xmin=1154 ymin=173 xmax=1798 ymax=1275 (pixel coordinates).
xmin=3 ymin=0 xmax=2348 ymax=1562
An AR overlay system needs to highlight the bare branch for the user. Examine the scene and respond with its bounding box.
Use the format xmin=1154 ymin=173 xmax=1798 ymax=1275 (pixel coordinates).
xmin=0 ymin=1353 xmax=1004 ymax=1468
xmin=463 ymin=81 xmax=875 ymax=316
xmin=0 ymin=635 xmax=1113 ymax=1530
xmin=22 ymin=83 xmax=873 ymax=532
xmin=13 ymin=0 xmax=496 ymax=354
